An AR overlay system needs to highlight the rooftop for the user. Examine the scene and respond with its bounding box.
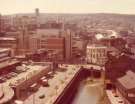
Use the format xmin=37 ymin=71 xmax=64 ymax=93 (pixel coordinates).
xmin=87 ymin=44 xmax=107 ymax=49
xmin=0 ymin=37 xmax=16 ymax=41
xmin=117 ymin=70 xmax=135 ymax=90
xmin=0 ymin=48 xmax=11 ymax=53
xmin=0 ymin=60 xmax=20 ymax=70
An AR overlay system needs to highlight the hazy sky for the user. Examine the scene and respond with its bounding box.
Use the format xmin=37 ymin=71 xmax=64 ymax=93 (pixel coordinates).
xmin=0 ymin=0 xmax=135 ymax=14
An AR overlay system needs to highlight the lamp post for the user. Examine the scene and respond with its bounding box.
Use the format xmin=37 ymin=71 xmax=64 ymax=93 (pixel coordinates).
xmin=90 ymin=67 xmax=94 ymax=82
xmin=0 ymin=83 xmax=4 ymax=96
xmin=100 ymin=65 xmax=106 ymax=102
xmin=33 ymin=93 xmax=35 ymax=104
xmin=100 ymin=65 xmax=105 ymax=82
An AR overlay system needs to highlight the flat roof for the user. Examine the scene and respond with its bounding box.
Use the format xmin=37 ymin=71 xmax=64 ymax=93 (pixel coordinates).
xmin=8 ymin=65 xmax=49 ymax=87
xmin=87 ymin=44 xmax=107 ymax=49
xmin=0 ymin=48 xmax=10 ymax=53
xmin=0 ymin=37 xmax=16 ymax=41
xmin=117 ymin=71 xmax=135 ymax=90
xmin=0 ymin=60 xmax=20 ymax=70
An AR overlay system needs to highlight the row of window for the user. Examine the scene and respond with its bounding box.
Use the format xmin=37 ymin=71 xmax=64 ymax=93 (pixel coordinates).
xmin=87 ymin=57 xmax=107 ymax=65
xmin=87 ymin=48 xmax=106 ymax=54
xmin=87 ymin=53 xmax=106 ymax=58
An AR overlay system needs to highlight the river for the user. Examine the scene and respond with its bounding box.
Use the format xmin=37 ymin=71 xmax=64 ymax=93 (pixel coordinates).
xmin=71 ymin=80 xmax=104 ymax=104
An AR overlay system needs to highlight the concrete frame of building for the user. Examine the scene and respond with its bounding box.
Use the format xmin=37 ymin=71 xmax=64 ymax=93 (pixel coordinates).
xmin=86 ymin=45 xmax=107 ymax=66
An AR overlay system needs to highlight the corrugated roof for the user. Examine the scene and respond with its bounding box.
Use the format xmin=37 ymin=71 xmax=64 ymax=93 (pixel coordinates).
xmin=117 ymin=71 xmax=135 ymax=89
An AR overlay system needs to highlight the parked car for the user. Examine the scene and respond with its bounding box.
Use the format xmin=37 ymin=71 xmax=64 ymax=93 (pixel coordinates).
xmin=30 ymin=83 xmax=38 ymax=92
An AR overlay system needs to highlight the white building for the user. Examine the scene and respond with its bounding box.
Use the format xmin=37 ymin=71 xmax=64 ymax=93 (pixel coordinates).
xmin=0 ymin=48 xmax=12 ymax=62
xmin=86 ymin=45 xmax=107 ymax=66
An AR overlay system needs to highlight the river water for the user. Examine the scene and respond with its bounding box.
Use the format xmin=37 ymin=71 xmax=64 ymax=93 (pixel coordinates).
xmin=71 ymin=80 xmax=104 ymax=104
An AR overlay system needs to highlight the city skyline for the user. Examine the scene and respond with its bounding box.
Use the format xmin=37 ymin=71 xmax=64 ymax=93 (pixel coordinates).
xmin=0 ymin=0 xmax=135 ymax=103
xmin=0 ymin=0 xmax=135 ymax=15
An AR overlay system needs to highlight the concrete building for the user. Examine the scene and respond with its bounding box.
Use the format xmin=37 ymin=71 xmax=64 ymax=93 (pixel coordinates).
xmin=9 ymin=63 xmax=51 ymax=99
xmin=0 ymin=48 xmax=20 ymax=76
xmin=0 ymin=15 xmax=14 ymax=32
xmin=0 ymin=62 xmax=52 ymax=104
xmin=0 ymin=37 xmax=17 ymax=55
xmin=12 ymin=15 xmax=37 ymax=31
xmin=36 ymin=21 xmax=66 ymax=37
xmin=0 ymin=48 xmax=12 ymax=62
xmin=16 ymin=21 xmax=33 ymax=55
xmin=64 ymin=30 xmax=73 ymax=61
xmin=35 ymin=8 xmax=39 ymax=17
xmin=39 ymin=37 xmax=65 ymax=61
xmin=86 ymin=45 xmax=107 ymax=66
xmin=0 ymin=14 xmax=5 ymax=33
xmin=35 ymin=8 xmax=40 ymax=28
xmin=98 ymin=37 xmax=126 ymax=51
xmin=72 ymin=37 xmax=84 ymax=51
xmin=36 ymin=28 xmax=73 ymax=61
xmin=116 ymin=70 xmax=135 ymax=104
xmin=72 ymin=37 xmax=86 ymax=57
xmin=0 ymin=14 xmax=1 ymax=33
xmin=36 ymin=28 xmax=62 ymax=37
xmin=0 ymin=31 xmax=35 ymax=55
xmin=29 ymin=36 xmax=40 ymax=53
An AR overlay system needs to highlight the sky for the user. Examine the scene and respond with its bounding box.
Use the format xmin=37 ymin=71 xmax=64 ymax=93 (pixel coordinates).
xmin=0 ymin=0 xmax=135 ymax=15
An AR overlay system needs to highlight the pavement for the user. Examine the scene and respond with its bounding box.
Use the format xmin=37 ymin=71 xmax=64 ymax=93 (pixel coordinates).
xmin=105 ymin=90 xmax=124 ymax=104
xmin=0 ymin=84 xmax=14 ymax=104
xmin=0 ymin=85 xmax=4 ymax=99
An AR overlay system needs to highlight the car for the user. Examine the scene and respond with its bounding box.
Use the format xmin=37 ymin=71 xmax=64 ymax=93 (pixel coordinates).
xmin=42 ymin=79 xmax=49 ymax=87
xmin=5 ymin=74 xmax=13 ymax=79
xmin=46 ymin=72 xmax=54 ymax=79
xmin=0 ymin=77 xmax=7 ymax=82
xmin=0 ymin=79 xmax=4 ymax=83
xmin=9 ymin=72 xmax=18 ymax=77
xmin=39 ymin=94 xmax=45 ymax=99
xmin=13 ymin=70 xmax=22 ymax=74
xmin=14 ymin=100 xmax=24 ymax=104
xmin=30 ymin=83 xmax=39 ymax=92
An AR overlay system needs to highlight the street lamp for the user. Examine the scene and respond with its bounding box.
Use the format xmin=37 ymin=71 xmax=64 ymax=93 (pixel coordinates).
xmin=33 ymin=93 xmax=35 ymax=104
xmin=90 ymin=67 xmax=94 ymax=82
